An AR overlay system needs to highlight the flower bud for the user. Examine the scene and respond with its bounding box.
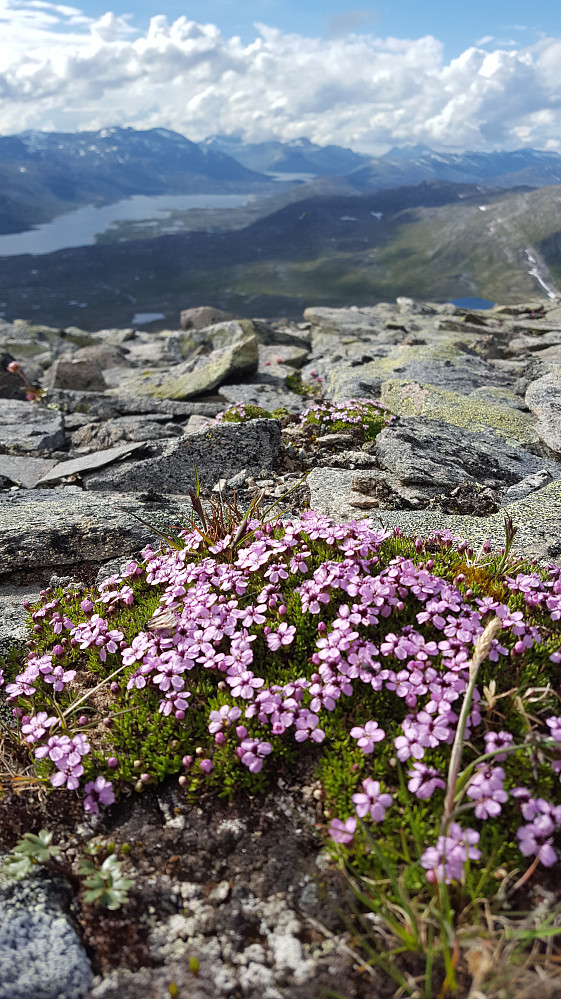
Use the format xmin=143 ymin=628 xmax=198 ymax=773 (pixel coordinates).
xmin=182 ymin=755 xmax=193 ymax=767
xmin=107 ymin=757 xmax=118 ymax=768
xmin=7 ymin=361 xmax=20 ymax=373
xmin=200 ymin=759 xmax=213 ymax=774
xmin=178 ymin=775 xmax=188 ymax=787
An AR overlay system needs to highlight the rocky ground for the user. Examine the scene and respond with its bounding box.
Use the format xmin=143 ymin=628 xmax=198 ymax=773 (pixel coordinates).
xmin=1 ymin=296 xmax=561 ymax=998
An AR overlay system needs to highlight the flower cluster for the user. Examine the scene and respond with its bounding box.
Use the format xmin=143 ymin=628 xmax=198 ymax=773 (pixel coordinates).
xmin=299 ymin=397 xmax=394 ymax=439
xmin=3 ymin=502 xmax=561 ymax=893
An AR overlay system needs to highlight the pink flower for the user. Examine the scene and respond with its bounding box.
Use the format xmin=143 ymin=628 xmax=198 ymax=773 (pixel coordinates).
xmin=266 ymin=623 xmax=296 ymax=651
xmin=352 ymin=779 xmax=392 ymax=822
xmin=83 ymin=776 xmax=115 ymax=814
xmin=350 ymin=720 xmax=385 ymax=753
xmin=329 ymin=817 xmax=357 ymax=845
xmin=226 ymin=670 xmax=264 ymax=699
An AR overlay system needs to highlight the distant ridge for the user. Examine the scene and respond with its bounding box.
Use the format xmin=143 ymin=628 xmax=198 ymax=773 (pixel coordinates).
xmin=201 ymin=134 xmax=561 ymax=189
xmin=200 ymin=134 xmax=371 ymax=175
xmin=0 ymin=126 xmax=268 ymax=235
xmin=346 ymin=144 xmax=561 ymax=192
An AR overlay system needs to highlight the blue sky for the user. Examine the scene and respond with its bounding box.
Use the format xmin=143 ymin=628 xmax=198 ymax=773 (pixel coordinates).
xmin=77 ymin=0 xmax=560 ymax=58
xmin=1 ymin=0 xmax=561 ymax=152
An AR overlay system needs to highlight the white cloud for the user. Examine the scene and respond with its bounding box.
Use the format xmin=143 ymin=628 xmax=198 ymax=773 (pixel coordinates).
xmin=1 ymin=0 xmax=561 ymax=153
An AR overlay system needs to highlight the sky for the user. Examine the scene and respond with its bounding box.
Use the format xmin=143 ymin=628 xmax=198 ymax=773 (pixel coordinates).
xmin=0 ymin=0 xmax=561 ymax=154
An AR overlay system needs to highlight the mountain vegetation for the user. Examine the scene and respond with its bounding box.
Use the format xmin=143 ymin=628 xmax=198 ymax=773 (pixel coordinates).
xmin=1 ymin=179 xmax=561 ymax=328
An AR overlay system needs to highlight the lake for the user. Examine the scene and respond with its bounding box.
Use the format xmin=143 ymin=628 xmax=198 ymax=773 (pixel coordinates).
xmin=450 ymin=297 xmax=495 ymax=310
xmin=0 ymin=192 xmax=258 ymax=258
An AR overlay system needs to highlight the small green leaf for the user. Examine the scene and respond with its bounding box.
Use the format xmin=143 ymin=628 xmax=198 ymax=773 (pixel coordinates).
xmin=2 ymin=830 xmax=60 ymax=879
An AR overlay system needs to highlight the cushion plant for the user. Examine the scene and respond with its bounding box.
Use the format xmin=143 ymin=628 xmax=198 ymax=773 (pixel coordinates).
xmin=2 ymin=500 xmax=560 ymax=897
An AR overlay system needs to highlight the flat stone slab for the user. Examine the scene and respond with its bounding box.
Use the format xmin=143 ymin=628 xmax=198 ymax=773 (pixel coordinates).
xmin=303 ymin=305 xmax=392 ymax=335
xmin=0 ymin=455 xmax=57 ymax=488
xmin=320 ymin=340 xmax=510 ymax=402
xmin=0 ymin=489 xmax=191 ymax=573
xmin=37 ymin=442 xmax=147 ymax=484
xmin=258 ymin=343 xmax=310 ymax=373
xmin=525 ymin=371 xmax=561 ymax=455
xmin=70 ymin=416 xmax=182 ymax=451
xmin=0 ymin=399 xmax=65 ymax=452
xmin=307 ymin=468 xmax=561 ymax=565
xmin=218 ymin=382 xmax=308 ymax=414
xmin=381 ymin=379 xmax=539 ymax=447
xmin=45 ymin=389 xmax=224 ymax=419
xmin=82 ymin=419 xmax=282 ymax=493
xmin=375 ymin=418 xmax=561 ymax=492
xmin=113 ymin=324 xmax=258 ymax=400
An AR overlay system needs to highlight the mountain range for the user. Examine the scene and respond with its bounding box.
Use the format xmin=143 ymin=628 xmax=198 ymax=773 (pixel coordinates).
xmin=3 ymin=126 xmax=561 ymax=236
xmin=200 ymin=134 xmax=371 ymax=176
xmin=1 ymin=126 xmax=561 ymax=327
xmin=0 ymin=127 xmax=267 ymax=235
xmin=201 ymin=136 xmax=561 ymax=191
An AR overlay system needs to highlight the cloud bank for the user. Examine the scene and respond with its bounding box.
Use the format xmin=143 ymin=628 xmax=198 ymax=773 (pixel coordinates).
xmin=1 ymin=0 xmax=561 ymax=152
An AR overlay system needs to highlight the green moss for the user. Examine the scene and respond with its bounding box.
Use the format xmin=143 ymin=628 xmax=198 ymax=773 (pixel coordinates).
xmin=219 ymin=403 xmax=274 ymax=423
xmin=285 ymin=372 xmax=318 ymax=397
